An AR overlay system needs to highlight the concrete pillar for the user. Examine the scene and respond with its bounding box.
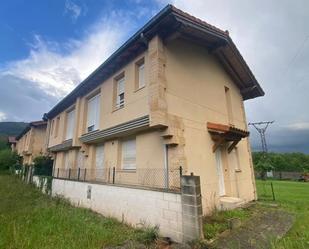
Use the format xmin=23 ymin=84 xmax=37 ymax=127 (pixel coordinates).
xmin=181 ymin=175 xmax=204 ymax=242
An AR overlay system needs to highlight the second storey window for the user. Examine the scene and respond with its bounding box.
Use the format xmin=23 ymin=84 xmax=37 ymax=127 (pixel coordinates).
xmin=121 ymin=138 xmax=136 ymax=170
xmin=54 ymin=116 xmax=60 ymax=138
xmin=116 ymin=76 xmax=125 ymax=108
xmin=65 ymin=109 xmax=75 ymax=140
xmin=87 ymin=94 xmax=100 ymax=133
xmin=136 ymin=58 xmax=145 ymax=89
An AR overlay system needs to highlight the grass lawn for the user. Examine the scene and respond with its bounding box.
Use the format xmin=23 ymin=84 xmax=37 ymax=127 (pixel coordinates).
xmin=203 ymin=180 xmax=309 ymax=248
xmin=0 ymin=174 xmax=156 ymax=249
xmin=256 ymin=180 xmax=309 ymax=249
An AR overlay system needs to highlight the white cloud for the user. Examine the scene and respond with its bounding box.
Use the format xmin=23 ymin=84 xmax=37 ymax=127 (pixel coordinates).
xmin=286 ymin=122 xmax=309 ymax=131
xmin=0 ymin=12 xmax=133 ymax=98
xmin=0 ymin=111 xmax=7 ymax=121
xmin=64 ymin=0 xmax=82 ymax=22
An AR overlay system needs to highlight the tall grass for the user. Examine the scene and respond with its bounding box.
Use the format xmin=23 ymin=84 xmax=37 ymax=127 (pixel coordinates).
xmin=0 ymin=175 xmax=156 ymax=249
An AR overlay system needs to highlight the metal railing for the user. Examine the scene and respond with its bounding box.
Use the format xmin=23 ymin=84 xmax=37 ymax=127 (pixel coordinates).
xmin=53 ymin=166 xmax=183 ymax=192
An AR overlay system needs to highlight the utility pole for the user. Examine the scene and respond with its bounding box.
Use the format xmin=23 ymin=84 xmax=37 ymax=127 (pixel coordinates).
xmin=248 ymin=121 xmax=274 ymax=154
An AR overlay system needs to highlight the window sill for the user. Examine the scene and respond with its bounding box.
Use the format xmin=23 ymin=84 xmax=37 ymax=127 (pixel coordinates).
xmin=134 ymin=86 xmax=145 ymax=93
xmin=112 ymin=106 xmax=124 ymax=113
xmin=118 ymin=169 xmax=136 ymax=173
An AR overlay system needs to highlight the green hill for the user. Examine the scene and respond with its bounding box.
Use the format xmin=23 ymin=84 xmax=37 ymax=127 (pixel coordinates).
xmin=0 ymin=122 xmax=28 ymax=150
xmin=0 ymin=122 xmax=28 ymax=137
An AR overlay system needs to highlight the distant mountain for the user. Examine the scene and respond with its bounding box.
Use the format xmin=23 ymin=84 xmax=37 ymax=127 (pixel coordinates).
xmin=0 ymin=122 xmax=28 ymax=137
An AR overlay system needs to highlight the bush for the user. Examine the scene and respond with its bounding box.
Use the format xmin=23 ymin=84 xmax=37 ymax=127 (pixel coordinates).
xmin=33 ymin=156 xmax=53 ymax=176
xmin=0 ymin=150 xmax=20 ymax=171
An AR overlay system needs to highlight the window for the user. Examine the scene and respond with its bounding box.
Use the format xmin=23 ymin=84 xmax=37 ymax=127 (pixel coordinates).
xmin=87 ymin=94 xmax=100 ymax=132
xmin=54 ymin=116 xmax=60 ymax=138
xmin=64 ymin=151 xmax=70 ymax=170
xmin=136 ymin=59 xmax=145 ymax=89
xmin=65 ymin=109 xmax=75 ymax=140
xmin=116 ymin=76 xmax=125 ymax=108
xmin=121 ymin=138 xmax=136 ymax=170
xmin=231 ymin=147 xmax=241 ymax=171
xmin=224 ymin=86 xmax=233 ymax=125
xmin=50 ymin=120 xmax=54 ymax=137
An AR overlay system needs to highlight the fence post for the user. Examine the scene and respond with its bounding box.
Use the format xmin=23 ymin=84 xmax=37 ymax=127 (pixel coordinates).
xmin=271 ymin=182 xmax=275 ymax=201
xmin=84 ymin=168 xmax=87 ymax=181
xmin=68 ymin=168 xmax=71 ymax=179
xmin=112 ymin=167 xmax=115 ymax=184
xmin=181 ymin=175 xmax=203 ymax=242
xmin=57 ymin=168 xmax=59 ymax=178
xmin=77 ymin=168 xmax=80 ymax=181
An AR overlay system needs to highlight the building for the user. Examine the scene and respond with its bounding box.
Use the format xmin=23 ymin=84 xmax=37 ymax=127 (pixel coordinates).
xmin=7 ymin=136 xmax=17 ymax=151
xmin=45 ymin=5 xmax=264 ymax=237
xmin=16 ymin=121 xmax=47 ymax=165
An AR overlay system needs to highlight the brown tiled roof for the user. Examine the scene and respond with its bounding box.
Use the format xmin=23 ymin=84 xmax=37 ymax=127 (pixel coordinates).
xmin=45 ymin=4 xmax=264 ymax=119
xmin=8 ymin=136 xmax=17 ymax=144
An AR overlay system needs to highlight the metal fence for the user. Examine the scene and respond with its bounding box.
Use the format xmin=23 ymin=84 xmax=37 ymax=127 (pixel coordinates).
xmin=255 ymin=171 xmax=304 ymax=181
xmin=53 ymin=167 xmax=183 ymax=192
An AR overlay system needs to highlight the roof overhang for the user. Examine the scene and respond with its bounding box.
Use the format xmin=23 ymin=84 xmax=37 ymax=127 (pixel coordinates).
xmin=45 ymin=5 xmax=264 ymax=119
xmin=207 ymin=122 xmax=249 ymax=153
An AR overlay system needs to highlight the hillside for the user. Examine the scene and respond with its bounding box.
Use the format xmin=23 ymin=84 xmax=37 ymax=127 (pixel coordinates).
xmin=0 ymin=122 xmax=28 ymax=150
xmin=0 ymin=122 xmax=28 ymax=137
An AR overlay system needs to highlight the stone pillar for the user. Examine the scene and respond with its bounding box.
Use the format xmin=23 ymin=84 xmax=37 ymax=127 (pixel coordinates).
xmin=181 ymin=175 xmax=204 ymax=242
xmin=148 ymin=35 xmax=168 ymax=127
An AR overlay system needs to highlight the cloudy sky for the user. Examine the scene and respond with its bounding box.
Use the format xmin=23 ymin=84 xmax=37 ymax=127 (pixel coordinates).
xmin=0 ymin=0 xmax=308 ymax=153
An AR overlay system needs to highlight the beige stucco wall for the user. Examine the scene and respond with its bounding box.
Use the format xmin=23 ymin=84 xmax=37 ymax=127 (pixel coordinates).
xmin=48 ymin=52 xmax=149 ymax=149
xmin=164 ymin=38 xmax=256 ymax=213
xmin=16 ymin=125 xmax=47 ymax=165
xmin=49 ymin=35 xmax=257 ymax=215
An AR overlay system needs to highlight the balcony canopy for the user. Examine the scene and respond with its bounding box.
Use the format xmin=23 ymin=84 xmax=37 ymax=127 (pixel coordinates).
xmin=207 ymin=122 xmax=249 ymax=153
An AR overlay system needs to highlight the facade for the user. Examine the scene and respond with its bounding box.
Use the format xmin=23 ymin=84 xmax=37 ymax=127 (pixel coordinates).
xmin=15 ymin=121 xmax=47 ymax=165
xmin=45 ymin=5 xmax=264 ymax=215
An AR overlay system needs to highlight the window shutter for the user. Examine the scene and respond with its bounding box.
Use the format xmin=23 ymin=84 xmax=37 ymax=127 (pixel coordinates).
xmin=87 ymin=94 xmax=100 ymax=132
xmin=66 ymin=109 xmax=75 ymax=140
xmin=138 ymin=63 xmax=145 ymax=88
xmin=122 ymin=139 xmax=136 ymax=170
xmin=117 ymin=77 xmax=125 ymax=108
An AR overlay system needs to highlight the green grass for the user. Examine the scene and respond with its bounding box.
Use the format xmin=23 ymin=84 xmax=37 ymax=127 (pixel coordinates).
xmin=203 ymin=180 xmax=309 ymax=249
xmin=0 ymin=174 xmax=156 ymax=249
xmin=203 ymin=208 xmax=252 ymax=240
xmin=256 ymin=180 xmax=309 ymax=249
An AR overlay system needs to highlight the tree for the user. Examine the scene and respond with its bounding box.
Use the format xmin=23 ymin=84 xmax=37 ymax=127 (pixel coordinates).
xmin=0 ymin=150 xmax=20 ymax=171
xmin=33 ymin=156 xmax=53 ymax=176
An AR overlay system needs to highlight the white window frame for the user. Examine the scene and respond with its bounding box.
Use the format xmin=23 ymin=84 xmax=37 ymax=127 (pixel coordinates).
xmin=138 ymin=62 xmax=145 ymax=88
xmin=65 ymin=109 xmax=75 ymax=140
xmin=87 ymin=94 xmax=100 ymax=133
xmin=116 ymin=77 xmax=125 ymax=108
xmin=121 ymin=138 xmax=136 ymax=170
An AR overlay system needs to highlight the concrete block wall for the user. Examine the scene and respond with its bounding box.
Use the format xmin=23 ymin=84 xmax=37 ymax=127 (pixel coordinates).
xmin=181 ymin=175 xmax=204 ymax=242
xmin=52 ymin=179 xmax=183 ymax=242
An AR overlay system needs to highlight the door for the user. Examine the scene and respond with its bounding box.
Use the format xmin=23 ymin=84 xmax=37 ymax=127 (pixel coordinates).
xmin=95 ymin=145 xmax=105 ymax=181
xmin=215 ymin=148 xmax=226 ymax=196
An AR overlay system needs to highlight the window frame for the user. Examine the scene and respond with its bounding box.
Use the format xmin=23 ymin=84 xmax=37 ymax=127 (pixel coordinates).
xmin=114 ymin=73 xmax=125 ymax=109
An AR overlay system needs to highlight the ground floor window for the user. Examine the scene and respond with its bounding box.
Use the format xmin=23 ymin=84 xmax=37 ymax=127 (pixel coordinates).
xmin=121 ymin=138 xmax=136 ymax=170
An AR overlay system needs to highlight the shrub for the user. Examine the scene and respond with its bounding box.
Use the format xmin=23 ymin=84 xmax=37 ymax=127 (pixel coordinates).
xmin=0 ymin=150 xmax=20 ymax=171
xmin=33 ymin=156 xmax=53 ymax=176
